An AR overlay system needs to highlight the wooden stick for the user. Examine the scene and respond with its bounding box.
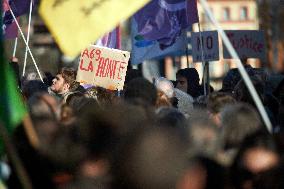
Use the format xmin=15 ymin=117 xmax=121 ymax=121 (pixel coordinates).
xmin=22 ymin=114 xmax=40 ymax=150
xmin=12 ymin=37 xmax=18 ymax=57
xmin=0 ymin=121 xmax=33 ymax=189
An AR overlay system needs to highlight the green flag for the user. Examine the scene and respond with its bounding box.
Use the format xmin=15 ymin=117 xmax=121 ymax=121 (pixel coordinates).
xmin=0 ymin=62 xmax=27 ymax=132
xmin=0 ymin=0 xmax=27 ymax=155
xmin=0 ymin=7 xmax=27 ymax=154
xmin=0 ymin=61 xmax=27 ymax=154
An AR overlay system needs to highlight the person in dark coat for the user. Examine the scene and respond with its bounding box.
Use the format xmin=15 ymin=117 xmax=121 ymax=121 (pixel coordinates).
xmin=176 ymin=68 xmax=203 ymax=98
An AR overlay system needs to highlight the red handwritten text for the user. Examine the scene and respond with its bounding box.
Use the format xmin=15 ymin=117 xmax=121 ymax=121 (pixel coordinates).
xmin=79 ymin=48 xmax=96 ymax=72
xmin=227 ymin=33 xmax=264 ymax=53
xmin=95 ymin=49 xmax=126 ymax=80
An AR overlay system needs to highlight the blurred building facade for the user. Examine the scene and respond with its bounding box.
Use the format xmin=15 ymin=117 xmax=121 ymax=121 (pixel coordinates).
xmin=163 ymin=0 xmax=260 ymax=90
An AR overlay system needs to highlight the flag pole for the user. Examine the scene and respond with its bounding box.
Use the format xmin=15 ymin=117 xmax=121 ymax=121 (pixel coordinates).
xmin=7 ymin=3 xmax=44 ymax=82
xmin=199 ymin=0 xmax=272 ymax=133
xmin=205 ymin=61 xmax=210 ymax=94
xmin=116 ymin=25 xmax=121 ymax=49
xmin=22 ymin=0 xmax=33 ymax=77
xmin=0 ymin=122 xmax=33 ymax=189
xmin=185 ymin=44 xmax=190 ymax=68
xmin=196 ymin=8 xmax=207 ymax=96
xmin=12 ymin=37 xmax=18 ymax=57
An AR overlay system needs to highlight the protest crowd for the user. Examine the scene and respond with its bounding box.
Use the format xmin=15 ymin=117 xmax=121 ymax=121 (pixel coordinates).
xmin=1 ymin=0 xmax=284 ymax=189
xmin=0 ymin=58 xmax=283 ymax=189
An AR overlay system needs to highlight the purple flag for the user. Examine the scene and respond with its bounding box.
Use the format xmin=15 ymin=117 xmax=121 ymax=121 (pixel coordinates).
xmin=134 ymin=0 xmax=198 ymax=50
xmin=4 ymin=18 xmax=18 ymax=39
xmin=2 ymin=0 xmax=38 ymax=37
xmin=96 ymin=26 xmax=121 ymax=49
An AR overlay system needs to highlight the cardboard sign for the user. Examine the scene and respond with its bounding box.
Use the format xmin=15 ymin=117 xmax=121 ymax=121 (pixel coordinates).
xmin=223 ymin=30 xmax=266 ymax=60
xmin=77 ymin=45 xmax=130 ymax=91
xmin=192 ymin=31 xmax=219 ymax=62
xmin=39 ymin=0 xmax=150 ymax=57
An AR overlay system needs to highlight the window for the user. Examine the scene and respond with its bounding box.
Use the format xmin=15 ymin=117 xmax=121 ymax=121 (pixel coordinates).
xmin=222 ymin=7 xmax=231 ymax=21
xmin=240 ymin=7 xmax=248 ymax=20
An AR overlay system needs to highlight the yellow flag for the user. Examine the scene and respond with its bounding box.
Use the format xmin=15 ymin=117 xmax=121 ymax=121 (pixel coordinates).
xmin=39 ymin=0 xmax=150 ymax=57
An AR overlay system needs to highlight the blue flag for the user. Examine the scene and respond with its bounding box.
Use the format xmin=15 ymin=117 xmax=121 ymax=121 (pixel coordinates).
xmin=131 ymin=18 xmax=191 ymax=64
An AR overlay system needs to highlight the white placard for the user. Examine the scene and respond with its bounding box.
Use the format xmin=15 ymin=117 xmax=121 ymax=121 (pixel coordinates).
xmin=192 ymin=31 xmax=219 ymax=63
xmin=77 ymin=45 xmax=130 ymax=91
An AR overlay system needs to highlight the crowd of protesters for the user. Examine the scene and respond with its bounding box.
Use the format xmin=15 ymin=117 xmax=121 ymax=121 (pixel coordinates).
xmin=1 ymin=57 xmax=284 ymax=189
